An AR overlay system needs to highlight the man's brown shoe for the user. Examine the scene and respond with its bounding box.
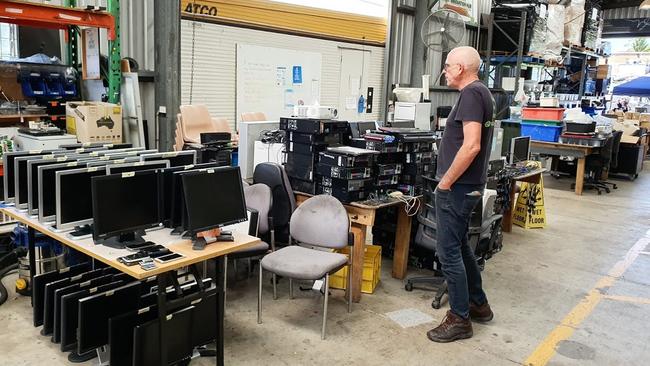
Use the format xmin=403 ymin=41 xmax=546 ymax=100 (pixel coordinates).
xmin=426 ymin=311 xmax=473 ymax=343
xmin=469 ymin=301 xmax=494 ymax=323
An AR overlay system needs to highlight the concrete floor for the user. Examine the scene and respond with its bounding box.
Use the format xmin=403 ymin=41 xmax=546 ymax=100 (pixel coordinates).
xmin=2 ymin=163 xmax=650 ymax=366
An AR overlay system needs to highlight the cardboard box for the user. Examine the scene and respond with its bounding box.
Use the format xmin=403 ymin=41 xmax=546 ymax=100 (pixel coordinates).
xmin=640 ymin=113 xmax=650 ymax=123
xmin=640 ymin=121 xmax=650 ymax=130
xmin=624 ymin=112 xmax=640 ymax=120
xmin=66 ymin=102 xmax=122 ymax=143
xmin=596 ymin=65 xmax=611 ymax=79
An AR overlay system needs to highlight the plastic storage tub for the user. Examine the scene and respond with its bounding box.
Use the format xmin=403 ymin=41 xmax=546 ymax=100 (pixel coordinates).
xmin=521 ymin=122 xmax=563 ymax=142
xmin=521 ymin=119 xmax=563 ymax=126
xmin=522 ymin=107 xmax=565 ymax=121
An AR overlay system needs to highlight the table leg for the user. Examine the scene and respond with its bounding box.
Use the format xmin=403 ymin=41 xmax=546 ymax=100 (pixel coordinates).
xmin=350 ymin=224 xmax=365 ymax=303
xmin=156 ymin=273 xmax=169 ymax=366
xmin=28 ymin=226 xmax=36 ymax=306
xmin=391 ymin=206 xmax=413 ymax=280
xmin=576 ymin=157 xmax=586 ymax=195
xmin=501 ymin=180 xmax=517 ymax=233
xmin=214 ymin=256 xmax=225 ymax=366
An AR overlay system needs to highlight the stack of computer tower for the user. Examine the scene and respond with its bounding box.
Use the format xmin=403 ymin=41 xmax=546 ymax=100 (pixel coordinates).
xmin=350 ymin=129 xmax=438 ymax=197
xmin=279 ymin=117 xmax=349 ymax=194
xmin=316 ymin=146 xmax=378 ymax=203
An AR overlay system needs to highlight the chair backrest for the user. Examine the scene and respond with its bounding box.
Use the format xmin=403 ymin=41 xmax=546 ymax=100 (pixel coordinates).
xmin=243 ymin=184 xmax=272 ymax=235
xmin=609 ymin=130 xmax=623 ymax=169
xmin=241 ymin=112 xmax=267 ymax=122
xmin=179 ymin=105 xmax=215 ymax=143
xmin=174 ymin=114 xmax=184 ymax=151
xmin=253 ymin=162 xmax=296 ymax=228
xmin=290 ymin=195 xmax=349 ymax=249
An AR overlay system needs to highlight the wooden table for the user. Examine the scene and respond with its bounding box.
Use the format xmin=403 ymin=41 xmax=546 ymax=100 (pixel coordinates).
xmin=502 ymin=168 xmax=546 ymax=233
xmin=1 ymin=207 xmax=260 ymax=366
xmin=530 ymin=141 xmax=596 ymax=195
xmin=295 ymin=193 xmax=417 ymax=302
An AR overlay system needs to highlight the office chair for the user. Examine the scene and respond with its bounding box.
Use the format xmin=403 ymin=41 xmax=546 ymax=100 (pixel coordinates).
xmin=229 ymin=183 xmax=275 ymax=275
xmin=253 ymin=163 xmax=296 ymax=244
xmin=257 ymin=195 xmax=353 ymax=340
xmin=178 ymin=105 xmax=238 ymax=147
xmin=405 ymin=178 xmax=503 ymax=309
xmin=572 ymin=130 xmax=623 ymax=194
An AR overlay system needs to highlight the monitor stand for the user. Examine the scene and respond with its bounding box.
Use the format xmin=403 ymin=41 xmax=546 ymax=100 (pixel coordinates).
xmin=69 ymin=224 xmax=93 ymax=238
xmin=170 ymin=226 xmax=184 ymax=236
xmin=100 ymin=232 xmax=145 ymax=249
xmin=192 ymin=233 xmax=234 ymax=251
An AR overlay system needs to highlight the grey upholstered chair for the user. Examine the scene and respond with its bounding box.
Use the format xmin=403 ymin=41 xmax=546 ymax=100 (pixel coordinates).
xmin=257 ymin=195 xmax=352 ymax=340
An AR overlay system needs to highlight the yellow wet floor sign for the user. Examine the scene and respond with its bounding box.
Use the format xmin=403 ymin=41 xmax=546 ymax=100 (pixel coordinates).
xmin=513 ymin=168 xmax=546 ymax=229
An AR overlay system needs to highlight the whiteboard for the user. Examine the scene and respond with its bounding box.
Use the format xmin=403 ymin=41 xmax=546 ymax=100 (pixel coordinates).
xmin=236 ymin=44 xmax=322 ymax=128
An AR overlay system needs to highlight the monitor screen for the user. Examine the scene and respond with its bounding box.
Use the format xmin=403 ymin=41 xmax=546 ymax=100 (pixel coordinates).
xmin=28 ymin=157 xmax=80 ymax=214
xmin=15 ymin=155 xmax=61 ymax=208
xmin=106 ymin=160 xmax=169 ymax=175
xmin=181 ymin=167 xmax=247 ymax=234
xmin=59 ymin=142 xmax=133 ymax=150
xmin=91 ymin=170 xmax=161 ymax=240
xmin=56 ymin=167 xmax=107 ymax=229
xmin=511 ymin=136 xmax=531 ymax=164
xmin=4 ymin=150 xmax=62 ymax=203
xmin=160 ymin=163 xmax=221 ymax=227
xmin=38 ymin=162 xmax=91 ymax=223
xmin=141 ymin=151 xmax=196 ymax=167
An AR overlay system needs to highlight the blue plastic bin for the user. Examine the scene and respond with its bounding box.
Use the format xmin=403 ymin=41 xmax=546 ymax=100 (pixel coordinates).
xmin=521 ymin=122 xmax=563 ymax=142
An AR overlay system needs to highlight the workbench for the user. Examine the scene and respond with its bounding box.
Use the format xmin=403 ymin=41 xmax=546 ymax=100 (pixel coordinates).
xmin=530 ymin=141 xmax=596 ymax=195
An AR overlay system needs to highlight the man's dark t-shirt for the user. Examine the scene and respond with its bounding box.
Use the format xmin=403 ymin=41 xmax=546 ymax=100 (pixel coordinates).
xmin=436 ymin=80 xmax=495 ymax=185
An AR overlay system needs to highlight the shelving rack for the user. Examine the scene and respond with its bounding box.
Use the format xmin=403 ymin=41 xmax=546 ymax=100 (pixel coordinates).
xmin=0 ymin=0 xmax=121 ymax=103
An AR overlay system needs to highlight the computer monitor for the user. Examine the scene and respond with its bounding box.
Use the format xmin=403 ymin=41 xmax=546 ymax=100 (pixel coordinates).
xmin=59 ymin=142 xmax=133 ymax=150
xmin=140 ymin=151 xmax=197 ymax=167
xmin=181 ymin=167 xmax=247 ymax=236
xmin=132 ymin=305 xmax=195 ymax=366
xmin=38 ymin=161 xmax=95 ymax=224
xmin=85 ymin=156 xmax=142 ymax=167
xmin=106 ymin=160 xmax=170 ymax=175
xmin=91 ymin=170 xmax=161 ymax=247
xmin=55 ymin=166 xmax=107 ymax=231
xmin=99 ymin=147 xmax=153 ymax=156
xmin=28 ymin=155 xmax=88 ymax=215
xmin=15 ymin=154 xmax=66 ymax=210
xmin=510 ymin=136 xmax=531 ymax=165
xmin=159 ymin=163 xmax=221 ymax=228
xmin=3 ymin=149 xmax=63 ymax=203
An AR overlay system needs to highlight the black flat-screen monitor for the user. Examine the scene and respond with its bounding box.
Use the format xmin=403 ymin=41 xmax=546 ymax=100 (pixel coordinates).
xmin=510 ymin=136 xmax=531 ymax=165
xmin=106 ymin=160 xmax=169 ymax=175
xmin=77 ymin=281 xmax=141 ymax=354
xmin=59 ymin=279 xmax=124 ymax=352
xmin=181 ymin=167 xmax=247 ymax=234
xmin=140 ymin=151 xmax=197 ymax=167
xmin=132 ymin=306 xmax=195 ymax=366
xmin=31 ymin=262 xmax=89 ymax=327
xmin=91 ymin=170 xmax=161 ymax=246
xmin=14 ymin=154 xmax=69 ymax=209
xmin=28 ymin=154 xmax=92 ymax=215
xmin=55 ymin=166 xmax=107 ymax=231
xmin=160 ymin=163 xmax=221 ymax=228
xmin=2 ymin=149 xmax=63 ymax=203
xmin=38 ymin=161 xmax=94 ymax=224
xmin=52 ymin=273 xmax=115 ymax=343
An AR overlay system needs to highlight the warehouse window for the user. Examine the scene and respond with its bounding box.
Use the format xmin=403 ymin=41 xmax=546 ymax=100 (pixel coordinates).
xmin=0 ymin=23 xmax=18 ymax=60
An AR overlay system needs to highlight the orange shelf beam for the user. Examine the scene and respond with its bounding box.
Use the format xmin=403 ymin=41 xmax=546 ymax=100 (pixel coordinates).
xmin=0 ymin=0 xmax=115 ymax=39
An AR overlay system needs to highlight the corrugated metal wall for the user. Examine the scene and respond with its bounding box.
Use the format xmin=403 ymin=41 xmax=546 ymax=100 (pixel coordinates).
xmin=603 ymin=6 xmax=650 ymax=20
xmin=180 ymin=20 xmax=385 ymax=131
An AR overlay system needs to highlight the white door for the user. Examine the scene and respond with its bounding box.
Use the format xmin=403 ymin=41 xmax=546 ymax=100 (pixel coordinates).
xmin=338 ymin=48 xmax=371 ymax=122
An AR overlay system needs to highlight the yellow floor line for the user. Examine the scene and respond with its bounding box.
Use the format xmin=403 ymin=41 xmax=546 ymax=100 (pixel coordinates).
xmin=602 ymin=295 xmax=650 ymax=305
xmin=639 ymin=251 xmax=650 ymax=256
xmin=523 ymin=235 xmax=650 ymax=366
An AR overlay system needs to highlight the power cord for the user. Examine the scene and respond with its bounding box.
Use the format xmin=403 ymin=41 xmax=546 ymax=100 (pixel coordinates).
xmin=388 ymin=190 xmax=421 ymax=217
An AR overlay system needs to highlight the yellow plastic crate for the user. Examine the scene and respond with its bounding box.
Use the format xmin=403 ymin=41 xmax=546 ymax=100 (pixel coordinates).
xmin=330 ymin=245 xmax=381 ymax=294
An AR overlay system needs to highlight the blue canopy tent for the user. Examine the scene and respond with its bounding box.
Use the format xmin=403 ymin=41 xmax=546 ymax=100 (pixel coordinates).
xmin=613 ymin=76 xmax=650 ymax=97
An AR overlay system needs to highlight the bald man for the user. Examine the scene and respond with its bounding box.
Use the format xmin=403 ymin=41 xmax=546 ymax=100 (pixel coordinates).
xmin=427 ymin=46 xmax=495 ymax=343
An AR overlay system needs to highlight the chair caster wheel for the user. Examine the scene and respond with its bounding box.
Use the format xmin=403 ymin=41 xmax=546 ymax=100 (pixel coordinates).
xmin=432 ymin=300 xmax=441 ymax=309
xmin=605 ymin=188 xmax=610 ymax=193
xmin=613 ymin=185 xmax=618 ymax=189
xmin=405 ymin=283 xmax=413 ymax=292
xmin=597 ymin=191 xmax=602 ymax=195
